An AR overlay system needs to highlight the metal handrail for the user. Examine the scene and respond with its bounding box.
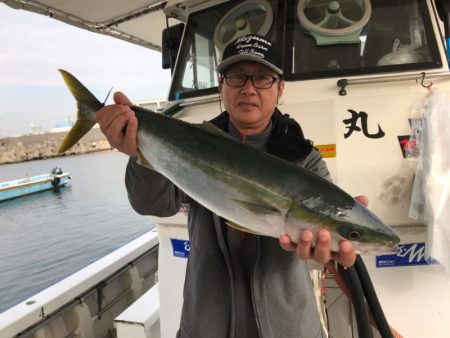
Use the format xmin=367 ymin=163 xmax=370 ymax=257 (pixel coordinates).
xmin=337 ymin=71 xmax=450 ymax=95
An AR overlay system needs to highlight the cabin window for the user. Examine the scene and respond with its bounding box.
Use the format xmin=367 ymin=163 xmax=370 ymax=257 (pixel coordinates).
xmin=169 ymin=0 xmax=281 ymax=101
xmin=180 ymin=33 xmax=217 ymax=91
xmin=169 ymin=0 xmax=441 ymax=101
xmin=286 ymin=0 xmax=442 ymax=80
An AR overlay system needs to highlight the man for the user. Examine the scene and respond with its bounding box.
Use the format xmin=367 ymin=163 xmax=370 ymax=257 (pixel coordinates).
xmin=96 ymin=34 xmax=362 ymax=337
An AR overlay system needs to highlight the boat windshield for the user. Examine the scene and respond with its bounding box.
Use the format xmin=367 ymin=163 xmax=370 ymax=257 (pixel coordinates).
xmin=169 ymin=0 xmax=441 ymax=100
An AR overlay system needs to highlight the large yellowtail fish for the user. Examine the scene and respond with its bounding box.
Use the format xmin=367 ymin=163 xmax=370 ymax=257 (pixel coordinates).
xmin=58 ymin=70 xmax=400 ymax=254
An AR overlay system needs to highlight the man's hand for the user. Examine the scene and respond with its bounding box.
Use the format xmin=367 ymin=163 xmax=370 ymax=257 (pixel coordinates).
xmin=279 ymin=195 xmax=369 ymax=268
xmin=96 ymin=91 xmax=138 ymax=157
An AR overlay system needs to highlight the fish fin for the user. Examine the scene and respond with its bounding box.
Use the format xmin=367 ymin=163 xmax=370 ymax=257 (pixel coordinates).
xmin=58 ymin=69 xmax=104 ymax=153
xmin=199 ymin=121 xmax=233 ymax=139
xmin=231 ymin=199 xmax=281 ymax=216
xmin=225 ymin=221 xmax=267 ymax=236
xmin=136 ymin=149 xmax=154 ymax=170
xmin=58 ymin=119 xmax=97 ymax=153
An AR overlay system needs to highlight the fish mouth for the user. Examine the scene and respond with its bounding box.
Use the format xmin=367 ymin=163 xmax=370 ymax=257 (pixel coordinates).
xmin=357 ymin=243 xmax=400 ymax=255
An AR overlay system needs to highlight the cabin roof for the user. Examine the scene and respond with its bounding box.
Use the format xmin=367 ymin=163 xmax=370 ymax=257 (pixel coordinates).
xmin=1 ymin=0 xmax=172 ymax=51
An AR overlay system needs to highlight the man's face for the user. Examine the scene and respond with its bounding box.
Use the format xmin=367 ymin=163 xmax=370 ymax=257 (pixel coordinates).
xmin=218 ymin=61 xmax=284 ymax=135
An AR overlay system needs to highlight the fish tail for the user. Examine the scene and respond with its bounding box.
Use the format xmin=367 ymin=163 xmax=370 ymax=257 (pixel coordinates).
xmin=58 ymin=69 xmax=104 ymax=153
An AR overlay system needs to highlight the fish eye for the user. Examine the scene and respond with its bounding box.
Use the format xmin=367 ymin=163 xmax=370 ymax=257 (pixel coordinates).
xmin=348 ymin=230 xmax=361 ymax=240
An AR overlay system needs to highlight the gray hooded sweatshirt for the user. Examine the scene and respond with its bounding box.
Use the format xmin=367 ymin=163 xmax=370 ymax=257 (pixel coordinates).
xmin=125 ymin=111 xmax=329 ymax=338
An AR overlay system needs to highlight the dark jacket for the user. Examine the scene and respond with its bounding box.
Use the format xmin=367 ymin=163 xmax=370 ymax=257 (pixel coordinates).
xmin=125 ymin=111 xmax=329 ymax=338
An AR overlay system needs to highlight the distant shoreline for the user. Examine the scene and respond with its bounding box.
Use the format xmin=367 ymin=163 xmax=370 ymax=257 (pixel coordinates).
xmin=0 ymin=128 xmax=112 ymax=165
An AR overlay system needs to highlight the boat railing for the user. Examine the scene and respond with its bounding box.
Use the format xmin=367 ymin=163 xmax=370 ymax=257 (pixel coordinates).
xmin=0 ymin=229 xmax=159 ymax=338
xmin=115 ymin=283 xmax=160 ymax=338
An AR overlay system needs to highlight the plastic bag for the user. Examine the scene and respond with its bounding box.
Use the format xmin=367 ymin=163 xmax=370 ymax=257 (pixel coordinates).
xmin=408 ymin=89 xmax=450 ymax=273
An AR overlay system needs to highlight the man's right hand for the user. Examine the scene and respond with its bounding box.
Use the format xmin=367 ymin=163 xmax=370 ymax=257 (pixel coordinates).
xmin=96 ymin=91 xmax=138 ymax=157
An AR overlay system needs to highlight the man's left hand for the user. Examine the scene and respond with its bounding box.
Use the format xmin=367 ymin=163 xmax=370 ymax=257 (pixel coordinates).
xmin=279 ymin=195 xmax=369 ymax=268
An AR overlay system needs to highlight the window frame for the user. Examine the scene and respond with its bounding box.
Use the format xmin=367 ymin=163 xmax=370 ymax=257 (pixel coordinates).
xmin=168 ymin=1 xmax=240 ymax=101
xmin=284 ymin=0 xmax=443 ymax=82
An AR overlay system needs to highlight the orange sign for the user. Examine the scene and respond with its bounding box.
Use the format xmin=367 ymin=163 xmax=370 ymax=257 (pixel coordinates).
xmin=316 ymin=144 xmax=336 ymax=158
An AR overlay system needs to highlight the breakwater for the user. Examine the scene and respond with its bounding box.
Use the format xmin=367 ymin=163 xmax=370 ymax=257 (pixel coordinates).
xmin=0 ymin=128 xmax=111 ymax=164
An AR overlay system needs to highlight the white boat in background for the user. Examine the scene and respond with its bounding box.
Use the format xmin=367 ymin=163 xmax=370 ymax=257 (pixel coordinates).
xmin=0 ymin=167 xmax=71 ymax=202
xmin=1 ymin=0 xmax=450 ymax=337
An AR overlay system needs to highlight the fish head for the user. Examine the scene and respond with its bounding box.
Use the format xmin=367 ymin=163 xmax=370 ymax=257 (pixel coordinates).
xmin=335 ymin=222 xmax=400 ymax=254
xmin=332 ymin=202 xmax=401 ymax=255
xmin=287 ymin=196 xmax=400 ymax=254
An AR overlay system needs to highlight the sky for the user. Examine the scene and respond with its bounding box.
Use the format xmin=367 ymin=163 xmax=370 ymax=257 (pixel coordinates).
xmin=0 ymin=4 xmax=172 ymax=137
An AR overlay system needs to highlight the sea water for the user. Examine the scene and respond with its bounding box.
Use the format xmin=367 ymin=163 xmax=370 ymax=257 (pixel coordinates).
xmin=0 ymin=151 xmax=154 ymax=313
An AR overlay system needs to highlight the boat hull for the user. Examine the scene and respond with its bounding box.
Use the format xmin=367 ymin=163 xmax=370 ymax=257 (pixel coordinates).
xmin=0 ymin=173 xmax=71 ymax=202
